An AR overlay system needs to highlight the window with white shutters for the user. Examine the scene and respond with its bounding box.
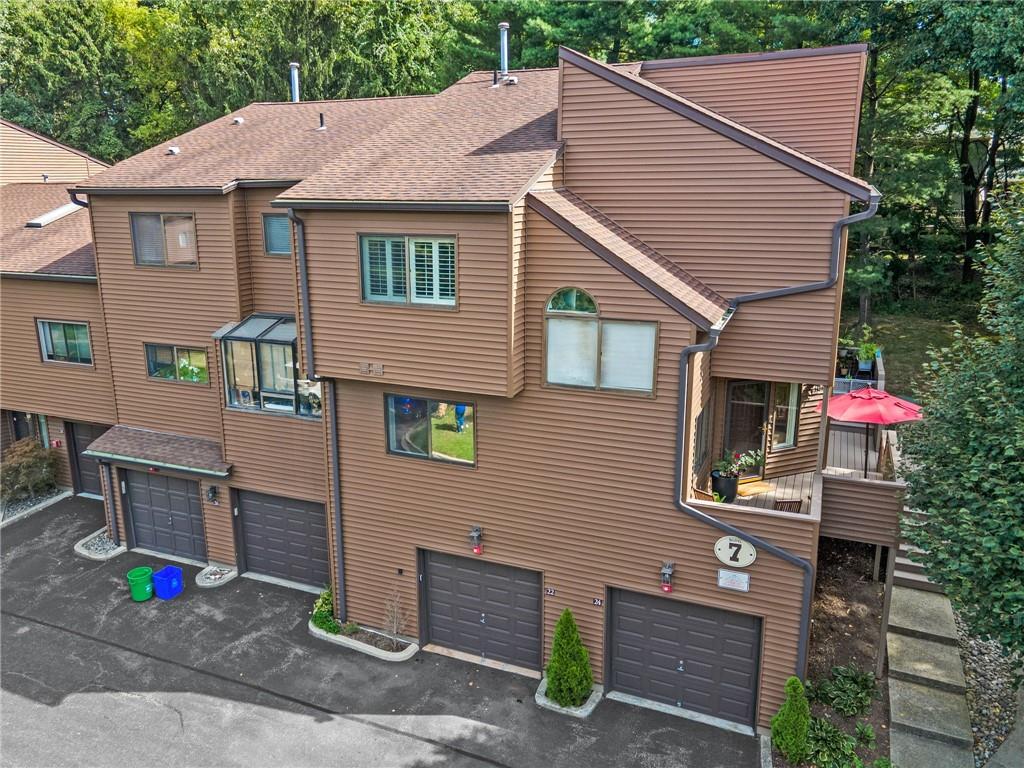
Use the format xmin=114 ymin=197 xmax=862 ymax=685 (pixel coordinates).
xmin=360 ymin=235 xmax=454 ymax=306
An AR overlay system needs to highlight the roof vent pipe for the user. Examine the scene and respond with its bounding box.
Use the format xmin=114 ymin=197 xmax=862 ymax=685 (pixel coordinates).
xmin=289 ymin=62 xmax=300 ymax=102
xmin=498 ymin=22 xmax=510 ymax=77
xmin=317 ymin=112 xmax=326 ymax=131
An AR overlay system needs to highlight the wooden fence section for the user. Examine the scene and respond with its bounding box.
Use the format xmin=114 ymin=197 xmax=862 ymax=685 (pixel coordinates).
xmin=820 ymin=472 xmax=904 ymax=546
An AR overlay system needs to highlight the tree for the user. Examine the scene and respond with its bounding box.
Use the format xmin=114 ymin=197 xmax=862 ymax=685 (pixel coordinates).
xmin=771 ymin=676 xmax=811 ymax=763
xmin=900 ymin=189 xmax=1024 ymax=661
xmin=544 ymin=608 xmax=593 ymax=707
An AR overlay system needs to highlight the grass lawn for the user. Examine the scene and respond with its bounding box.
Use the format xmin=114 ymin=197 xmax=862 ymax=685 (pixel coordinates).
xmin=430 ymin=405 xmax=475 ymax=464
xmin=841 ymin=311 xmax=981 ymax=399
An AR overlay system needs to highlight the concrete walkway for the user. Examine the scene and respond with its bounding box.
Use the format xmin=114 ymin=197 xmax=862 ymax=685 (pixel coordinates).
xmin=1 ymin=496 xmax=759 ymax=768
xmin=987 ymin=682 xmax=1024 ymax=768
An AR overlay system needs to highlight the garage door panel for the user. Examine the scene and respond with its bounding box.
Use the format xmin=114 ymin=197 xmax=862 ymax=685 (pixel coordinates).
xmin=609 ymin=589 xmax=761 ymax=727
xmin=127 ymin=471 xmax=206 ymax=561
xmin=424 ymin=551 xmax=541 ymax=670
xmin=238 ymin=490 xmax=329 ymax=587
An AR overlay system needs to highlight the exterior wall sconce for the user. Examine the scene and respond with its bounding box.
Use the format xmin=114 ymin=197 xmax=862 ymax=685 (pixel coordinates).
xmin=660 ymin=561 xmax=676 ymax=593
xmin=206 ymin=485 xmax=219 ymax=504
xmin=469 ymin=526 xmax=483 ymax=556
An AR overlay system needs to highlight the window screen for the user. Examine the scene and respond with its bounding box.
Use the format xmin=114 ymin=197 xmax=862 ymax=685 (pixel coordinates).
xmin=130 ymin=213 xmax=197 ymax=266
xmin=263 ymin=214 xmax=292 ymax=255
xmin=600 ymin=321 xmax=657 ymax=392
xmin=546 ymin=317 xmax=599 ymax=387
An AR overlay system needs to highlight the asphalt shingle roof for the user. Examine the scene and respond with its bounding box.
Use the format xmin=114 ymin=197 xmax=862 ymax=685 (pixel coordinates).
xmin=0 ymin=183 xmax=95 ymax=276
xmin=83 ymin=426 xmax=231 ymax=478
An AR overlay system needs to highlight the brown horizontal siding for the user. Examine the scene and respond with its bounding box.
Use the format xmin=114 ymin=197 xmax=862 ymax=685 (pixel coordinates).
xmin=243 ymin=188 xmax=299 ymax=314
xmin=46 ymin=418 xmax=74 ymax=487
xmin=559 ymin=61 xmax=848 ymax=384
xmin=0 ymin=411 xmax=13 ymax=457
xmin=764 ymin=385 xmax=825 ymax=479
xmin=200 ymin=478 xmax=233 ymax=564
xmin=230 ymin=191 xmax=254 ymax=318
xmin=642 ymin=52 xmax=865 ymax=173
xmin=0 ymin=122 xmax=106 ymax=184
xmin=334 ymin=212 xmax=810 ymax=729
xmin=90 ymin=195 xmax=241 ymax=440
xmin=221 ymin=409 xmax=326 ymax=503
xmin=0 ymin=279 xmax=116 ymax=424
xmin=303 ymin=210 xmax=511 ymax=396
xmin=820 ymin=474 xmax=903 ymax=546
xmin=509 ymin=198 xmax=527 ymax=395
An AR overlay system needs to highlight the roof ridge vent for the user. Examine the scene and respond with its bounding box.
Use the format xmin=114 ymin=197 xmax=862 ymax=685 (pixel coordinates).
xmin=166 ymin=146 xmax=180 ymax=155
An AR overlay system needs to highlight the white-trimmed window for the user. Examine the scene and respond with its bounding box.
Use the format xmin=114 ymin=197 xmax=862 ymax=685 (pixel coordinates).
xmin=130 ymin=213 xmax=198 ymax=267
xmin=772 ymin=382 xmax=800 ymax=449
xmin=360 ymin=235 xmax=455 ymax=306
xmin=544 ymin=287 xmax=657 ymax=394
xmin=37 ymin=320 xmax=92 ymax=365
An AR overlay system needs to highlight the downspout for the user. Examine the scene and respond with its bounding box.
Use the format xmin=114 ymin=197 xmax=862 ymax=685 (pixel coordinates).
xmin=101 ymin=462 xmax=119 ymax=546
xmin=674 ymin=190 xmax=880 ymax=678
xmin=287 ymin=207 xmax=316 ymax=380
xmin=69 ymin=190 xmax=89 ymax=208
xmin=327 ymin=379 xmax=347 ymax=621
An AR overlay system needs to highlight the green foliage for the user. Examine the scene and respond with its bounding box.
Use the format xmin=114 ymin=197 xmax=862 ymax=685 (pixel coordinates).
xmin=856 ymin=721 xmax=877 ymax=750
xmin=311 ymin=588 xmax=340 ymax=634
xmin=340 ymin=621 xmax=360 ymax=636
xmin=814 ymin=663 xmax=877 ymax=717
xmin=807 ymin=717 xmax=861 ymax=768
xmin=544 ymin=608 xmax=592 ymax=708
xmin=902 ymin=191 xmax=1024 ymax=661
xmin=771 ymin=676 xmax=811 ymax=763
xmin=0 ymin=439 xmax=59 ymax=502
xmin=872 ymin=759 xmax=894 ymax=768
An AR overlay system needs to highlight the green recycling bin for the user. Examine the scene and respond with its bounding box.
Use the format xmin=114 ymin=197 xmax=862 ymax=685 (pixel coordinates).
xmin=127 ymin=566 xmax=154 ymax=602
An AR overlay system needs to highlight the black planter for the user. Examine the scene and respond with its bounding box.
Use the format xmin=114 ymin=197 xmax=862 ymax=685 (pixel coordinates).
xmin=710 ymin=471 xmax=739 ymax=503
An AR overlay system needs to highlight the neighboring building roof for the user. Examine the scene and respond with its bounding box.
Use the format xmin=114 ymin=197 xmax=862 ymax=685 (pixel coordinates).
xmin=268 ymin=68 xmax=561 ymax=208
xmin=559 ymin=46 xmax=875 ymax=202
xmin=528 ymin=188 xmax=730 ymax=329
xmin=83 ymin=426 xmax=231 ymax=478
xmin=0 ymin=183 xmax=95 ymax=277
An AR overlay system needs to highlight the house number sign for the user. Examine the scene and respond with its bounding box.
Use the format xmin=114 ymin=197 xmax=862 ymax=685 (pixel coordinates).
xmin=714 ymin=535 xmax=757 ymax=567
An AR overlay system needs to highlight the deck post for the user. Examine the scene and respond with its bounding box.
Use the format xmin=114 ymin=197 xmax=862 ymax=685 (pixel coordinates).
xmin=875 ymin=544 xmax=896 ymax=678
xmin=816 ymin=385 xmax=831 ymax=472
xmin=872 ymin=544 xmax=882 ymax=581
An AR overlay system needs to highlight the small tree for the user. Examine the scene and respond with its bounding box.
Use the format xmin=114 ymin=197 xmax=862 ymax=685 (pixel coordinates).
xmin=544 ymin=608 xmax=593 ymax=707
xmin=0 ymin=438 xmax=59 ymax=501
xmin=382 ymin=587 xmax=408 ymax=651
xmin=771 ymin=676 xmax=811 ymax=763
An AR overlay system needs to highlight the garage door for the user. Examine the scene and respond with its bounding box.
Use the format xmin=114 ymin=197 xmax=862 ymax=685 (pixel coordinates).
xmin=126 ymin=471 xmax=207 ymax=560
xmin=237 ymin=490 xmax=330 ymax=588
xmin=68 ymin=421 xmax=109 ymax=496
xmin=608 ymin=589 xmax=761 ymax=726
xmin=423 ymin=551 xmax=542 ymax=670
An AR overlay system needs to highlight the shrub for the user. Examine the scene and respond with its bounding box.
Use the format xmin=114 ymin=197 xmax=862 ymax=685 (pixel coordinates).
xmin=856 ymin=721 xmax=877 ymax=750
xmin=544 ymin=608 xmax=593 ymax=707
xmin=816 ymin=663 xmax=877 ymax=716
xmin=0 ymin=438 xmax=59 ymax=502
xmin=340 ymin=621 xmax=359 ymax=636
xmin=808 ymin=716 xmax=860 ymax=768
xmin=771 ymin=676 xmax=811 ymax=763
xmin=311 ymin=588 xmax=340 ymax=634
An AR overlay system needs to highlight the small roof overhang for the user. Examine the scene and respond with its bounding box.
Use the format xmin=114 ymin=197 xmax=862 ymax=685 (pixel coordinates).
xmin=82 ymin=426 xmax=231 ymax=479
xmin=213 ymin=313 xmax=296 ymax=344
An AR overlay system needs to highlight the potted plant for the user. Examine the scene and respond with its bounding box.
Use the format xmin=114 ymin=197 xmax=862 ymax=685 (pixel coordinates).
xmin=710 ymin=449 xmax=764 ymax=502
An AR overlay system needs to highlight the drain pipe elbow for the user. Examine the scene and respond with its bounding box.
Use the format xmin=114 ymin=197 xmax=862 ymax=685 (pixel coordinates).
xmin=69 ymin=190 xmax=89 ymax=208
xmin=287 ymin=208 xmax=317 ymax=380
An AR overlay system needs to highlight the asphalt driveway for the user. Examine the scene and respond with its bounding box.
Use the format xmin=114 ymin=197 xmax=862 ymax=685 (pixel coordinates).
xmin=1 ymin=496 xmax=759 ymax=768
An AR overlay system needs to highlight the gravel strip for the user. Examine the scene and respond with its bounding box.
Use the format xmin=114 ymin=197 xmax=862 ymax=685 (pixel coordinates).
xmin=1 ymin=489 xmax=64 ymax=522
xmin=80 ymin=530 xmax=119 ymax=557
xmin=955 ymin=612 xmax=1021 ymax=767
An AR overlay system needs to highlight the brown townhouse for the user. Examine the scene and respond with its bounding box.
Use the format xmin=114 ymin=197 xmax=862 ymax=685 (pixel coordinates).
xmin=1 ymin=42 xmax=907 ymax=734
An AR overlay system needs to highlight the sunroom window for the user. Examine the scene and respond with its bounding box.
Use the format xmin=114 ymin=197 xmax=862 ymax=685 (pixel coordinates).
xmin=544 ymin=287 xmax=657 ymax=393
xmin=360 ymin=235 xmax=455 ymax=306
xmin=218 ymin=314 xmax=321 ymax=417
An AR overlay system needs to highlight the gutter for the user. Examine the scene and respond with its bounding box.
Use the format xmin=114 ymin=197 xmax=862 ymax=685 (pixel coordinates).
xmin=69 ymin=190 xmax=89 ymax=208
xmin=0 ymin=272 xmax=97 ymax=284
xmin=287 ymin=208 xmax=317 ymax=380
xmin=271 ymin=199 xmax=511 ymax=213
xmin=327 ymin=380 xmax=347 ymax=621
xmin=100 ymin=462 xmax=120 ymax=546
xmin=81 ymin=450 xmax=230 ymax=479
xmin=673 ymin=190 xmax=881 ymax=678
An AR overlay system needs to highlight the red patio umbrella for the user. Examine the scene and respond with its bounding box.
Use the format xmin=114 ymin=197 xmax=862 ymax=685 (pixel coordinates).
xmin=817 ymin=387 xmax=923 ymax=476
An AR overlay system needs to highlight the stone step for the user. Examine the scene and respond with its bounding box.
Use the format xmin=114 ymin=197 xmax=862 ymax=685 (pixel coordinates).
xmin=890 ymin=730 xmax=975 ymax=768
xmin=895 ymin=571 xmax=945 ymax=594
xmin=895 ymin=554 xmax=926 ymax=576
xmin=887 ymin=633 xmax=967 ymax=693
xmin=888 ymin=586 xmax=959 ymax=646
xmin=889 ymin=678 xmax=973 ymax=747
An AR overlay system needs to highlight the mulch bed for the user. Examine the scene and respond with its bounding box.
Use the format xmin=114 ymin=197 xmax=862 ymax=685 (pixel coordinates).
xmin=774 ymin=537 xmax=891 ymax=767
xmin=342 ymin=628 xmax=411 ymax=653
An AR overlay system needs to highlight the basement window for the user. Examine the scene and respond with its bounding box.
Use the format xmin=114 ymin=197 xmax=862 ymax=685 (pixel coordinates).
xmin=219 ymin=314 xmax=321 ymax=417
xmin=360 ymin=235 xmax=456 ymax=307
xmin=37 ymin=320 xmax=92 ymax=365
xmin=130 ymin=212 xmax=198 ymax=267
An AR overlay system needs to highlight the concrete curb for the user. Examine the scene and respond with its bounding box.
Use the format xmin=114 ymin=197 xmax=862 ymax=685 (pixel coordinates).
xmin=1 ymin=490 xmax=73 ymax=530
xmin=759 ymin=734 xmax=773 ymax=768
xmin=195 ymin=564 xmax=238 ymax=589
xmin=72 ymin=527 xmax=127 ymax=561
xmin=307 ymin=619 xmax=419 ymax=662
xmin=534 ymin=677 xmax=603 ymax=718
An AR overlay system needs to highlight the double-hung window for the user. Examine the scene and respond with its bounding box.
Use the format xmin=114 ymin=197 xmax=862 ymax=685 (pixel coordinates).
xmin=772 ymin=382 xmax=800 ymax=449
xmin=385 ymin=395 xmax=475 ymax=466
xmin=130 ymin=213 xmax=198 ymax=266
xmin=37 ymin=320 xmax=92 ymax=365
xmin=262 ymin=214 xmax=292 ymax=255
xmin=219 ymin=315 xmax=321 ymax=417
xmin=145 ymin=343 xmax=208 ymax=383
xmin=360 ymin=235 xmax=456 ymax=306
xmin=544 ymin=287 xmax=657 ymax=393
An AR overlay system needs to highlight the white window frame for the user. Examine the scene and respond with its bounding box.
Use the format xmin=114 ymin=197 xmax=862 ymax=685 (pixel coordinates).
xmin=36 ymin=319 xmax=93 ymax=365
xmin=360 ymin=235 xmax=456 ymax=307
xmin=772 ymin=382 xmax=800 ymax=450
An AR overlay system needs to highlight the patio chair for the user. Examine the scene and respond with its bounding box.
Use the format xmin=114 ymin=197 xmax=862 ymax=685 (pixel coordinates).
xmin=773 ymin=498 xmax=803 ymax=512
xmin=691 ymin=486 xmax=715 ymax=502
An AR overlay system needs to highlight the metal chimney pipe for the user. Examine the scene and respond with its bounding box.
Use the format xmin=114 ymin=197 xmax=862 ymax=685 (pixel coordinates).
xmin=289 ymin=62 xmax=300 ymax=102
xmin=498 ymin=22 xmax=510 ymax=77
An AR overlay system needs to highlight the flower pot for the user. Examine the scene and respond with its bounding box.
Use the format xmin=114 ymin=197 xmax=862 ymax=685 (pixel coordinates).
xmin=710 ymin=471 xmax=738 ymax=503
xmin=857 ymin=358 xmax=873 ymax=373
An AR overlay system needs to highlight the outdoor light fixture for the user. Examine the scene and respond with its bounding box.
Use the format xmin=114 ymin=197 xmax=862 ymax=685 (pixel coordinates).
xmin=469 ymin=526 xmax=484 ymax=556
xmin=660 ymin=561 xmax=676 ymax=593
xmin=206 ymin=485 xmax=219 ymax=504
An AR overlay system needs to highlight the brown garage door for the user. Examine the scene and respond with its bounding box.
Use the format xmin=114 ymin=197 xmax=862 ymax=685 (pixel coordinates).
xmin=423 ymin=551 xmax=542 ymax=670
xmin=68 ymin=421 xmax=109 ymax=496
xmin=608 ymin=589 xmax=761 ymax=726
xmin=126 ymin=471 xmax=207 ymax=560
xmin=237 ymin=490 xmax=330 ymax=588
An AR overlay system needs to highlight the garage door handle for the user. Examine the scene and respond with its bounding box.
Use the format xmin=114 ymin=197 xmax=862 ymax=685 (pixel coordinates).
xmin=677 ymin=660 xmax=685 ymax=672
xmin=168 ymin=516 xmax=173 ymax=527
xmin=480 ymin=613 xmax=486 ymax=625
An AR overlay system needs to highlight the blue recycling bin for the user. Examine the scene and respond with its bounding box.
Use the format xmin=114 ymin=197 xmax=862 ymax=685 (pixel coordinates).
xmin=152 ymin=565 xmax=184 ymax=600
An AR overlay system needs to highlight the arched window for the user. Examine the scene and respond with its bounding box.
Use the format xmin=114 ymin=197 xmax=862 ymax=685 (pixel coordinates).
xmin=544 ymin=288 xmax=657 ymax=393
